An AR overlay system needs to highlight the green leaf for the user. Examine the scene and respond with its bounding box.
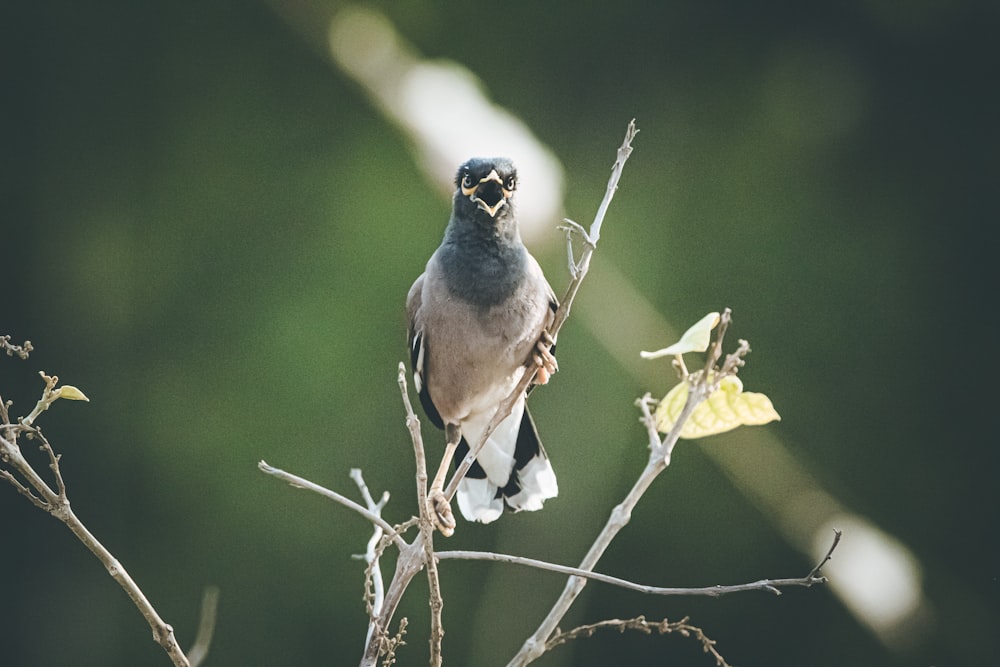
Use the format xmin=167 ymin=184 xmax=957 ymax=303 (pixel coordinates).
xmin=640 ymin=312 xmax=720 ymax=359
xmin=654 ymin=376 xmax=779 ymax=439
xmin=55 ymin=385 xmax=90 ymax=402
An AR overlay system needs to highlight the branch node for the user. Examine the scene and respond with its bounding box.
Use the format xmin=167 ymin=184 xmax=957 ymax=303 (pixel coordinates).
xmin=1 ymin=335 xmax=33 ymax=360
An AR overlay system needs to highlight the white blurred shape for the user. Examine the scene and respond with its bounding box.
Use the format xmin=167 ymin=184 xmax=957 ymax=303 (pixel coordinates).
xmin=328 ymin=6 xmax=563 ymax=243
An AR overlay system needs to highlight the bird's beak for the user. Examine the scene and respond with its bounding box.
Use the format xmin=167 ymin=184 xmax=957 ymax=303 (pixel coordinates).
xmin=464 ymin=169 xmax=512 ymax=218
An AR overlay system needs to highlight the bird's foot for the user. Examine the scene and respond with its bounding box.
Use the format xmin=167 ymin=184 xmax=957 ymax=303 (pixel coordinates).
xmin=427 ymin=489 xmax=456 ymax=537
xmin=532 ymin=331 xmax=558 ymax=385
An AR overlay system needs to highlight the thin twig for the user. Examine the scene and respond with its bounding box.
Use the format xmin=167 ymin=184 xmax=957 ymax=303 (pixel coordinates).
xmin=436 ymin=540 xmax=837 ymax=597
xmin=362 ymin=517 xmax=418 ymax=630
xmin=702 ymin=310 xmax=732 ymax=380
xmin=636 ymin=393 xmax=662 ymax=451
xmin=359 ymin=540 xmax=426 ymax=667
xmin=258 ymin=461 xmax=406 ymax=550
xmin=22 ymin=372 xmax=61 ymax=427
xmin=351 ymin=468 xmax=390 ymax=515
xmin=545 ymin=615 xmax=730 ymax=667
xmin=1 ymin=335 xmax=33 ymax=359
xmin=39 ymin=427 xmax=67 ymax=498
xmin=424 ymin=545 xmax=444 ymax=667
xmin=358 ymin=365 xmax=439 ymax=667
xmin=1 ymin=427 xmax=59 ymax=500
xmin=0 ymin=431 xmax=49 ymax=509
xmin=396 ymin=363 xmax=446 ymax=666
xmin=380 ymin=617 xmax=408 ymax=666
xmin=60 ymin=488 xmax=192 ymax=664
xmin=807 ymin=528 xmax=842 ymax=580
xmin=2 ymin=351 xmax=198 ymax=666
xmin=587 ymin=119 xmax=638 ymax=247
xmin=351 ymin=468 xmax=390 ymax=648
xmin=8 ymin=429 xmax=192 ymax=666
xmin=261 ymin=374 xmax=430 ymax=667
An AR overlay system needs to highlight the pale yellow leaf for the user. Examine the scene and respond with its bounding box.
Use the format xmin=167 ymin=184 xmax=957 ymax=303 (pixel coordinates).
xmin=654 ymin=375 xmax=779 ymax=439
xmin=55 ymin=385 xmax=90 ymax=402
xmin=640 ymin=312 xmax=720 ymax=359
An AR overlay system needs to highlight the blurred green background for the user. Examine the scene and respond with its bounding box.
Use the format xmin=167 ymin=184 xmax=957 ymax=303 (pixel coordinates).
xmin=3 ymin=1 xmax=995 ymax=665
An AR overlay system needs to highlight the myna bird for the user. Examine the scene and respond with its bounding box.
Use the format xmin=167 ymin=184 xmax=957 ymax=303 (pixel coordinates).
xmin=406 ymin=157 xmax=559 ymax=535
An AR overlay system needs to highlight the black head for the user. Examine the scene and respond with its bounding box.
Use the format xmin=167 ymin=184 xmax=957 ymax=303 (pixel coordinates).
xmin=453 ymin=157 xmax=518 ymax=221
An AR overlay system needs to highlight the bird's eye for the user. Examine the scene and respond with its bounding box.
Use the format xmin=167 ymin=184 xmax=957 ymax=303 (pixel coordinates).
xmin=505 ymin=176 xmax=516 ymax=191
xmin=462 ymin=173 xmax=475 ymax=188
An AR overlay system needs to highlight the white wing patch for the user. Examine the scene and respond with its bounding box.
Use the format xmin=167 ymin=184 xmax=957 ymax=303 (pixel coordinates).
xmin=412 ymin=331 xmax=426 ymax=393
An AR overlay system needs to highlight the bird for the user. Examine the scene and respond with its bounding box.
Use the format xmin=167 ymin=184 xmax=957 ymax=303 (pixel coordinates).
xmin=406 ymin=157 xmax=559 ymax=536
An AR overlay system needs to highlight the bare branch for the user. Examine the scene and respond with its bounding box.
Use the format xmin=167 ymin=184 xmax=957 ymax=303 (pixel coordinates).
xmin=0 ymin=426 xmax=60 ymax=503
xmin=0 ymin=463 xmax=48 ymax=509
xmin=719 ymin=338 xmax=751 ymax=378
xmin=379 ymin=617 xmax=408 ymax=666
xmin=424 ymin=544 xmax=444 ymax=667
xmin=807 ymin=528 xmax=842 ymax=580
xmin=557 ymin=218 xmax=589 ymax=278
xmin=258 ymin=460 xmax=407 ymax=550
xmin=39 ymin=428 xmax=67 ymax=498
xmin=436 ymin=546 xmax=837 ymax=597
xmin=2 ymin=344 xmax=197 ymax=666
xmin=507 ymin=310 xmax=765 ymax=666
xmin=635 ymin=393 xmax=661 ymax=451
xmin=1 ymin=335 xmax=33 ymax=359
xmin=551 ymin=118 xmax=638 ymax=335
xmin=351 ymin=468 xmax=390 ymax=648
xmin=351 ymin=468 xmax=390 ymax=515
xmin=60 ymin=494 xmax=192 ymax=664
xmin=359 ymin=365 xmax=442 ymax=667
xmin=702 ymin=309 xmax=732 ymax=379
xmin=21 ymin=372 xmax=61 ymax=427
xmin=586 ymin=117 xmax=638 ymax=247
xmin=362 ymin=518 xmax=416 ymax=624
xmin=360 ymin=540 xmax=426 ymax=667
xmin=395 ymin=363 xmax=445 ymax=665
xmin=545 ymin=615 xmax=730 ymax=667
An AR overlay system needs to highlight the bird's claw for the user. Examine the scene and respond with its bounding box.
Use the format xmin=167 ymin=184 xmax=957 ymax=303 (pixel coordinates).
xmin=427 ymin=490 xmax=456 ymax=537
xmin=532 ymin=332 xmax=558 ymax=385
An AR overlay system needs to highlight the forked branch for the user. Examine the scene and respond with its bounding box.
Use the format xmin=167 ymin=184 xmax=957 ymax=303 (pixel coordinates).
xmin=1 ymin=348 xmax=214 ymax=667
xmin=507 ymin=310 xmax=754 ymax=667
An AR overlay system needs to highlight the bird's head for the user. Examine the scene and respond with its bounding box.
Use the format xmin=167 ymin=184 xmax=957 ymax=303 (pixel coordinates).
xmin=454 ymin=157 xmax=518 ymax=221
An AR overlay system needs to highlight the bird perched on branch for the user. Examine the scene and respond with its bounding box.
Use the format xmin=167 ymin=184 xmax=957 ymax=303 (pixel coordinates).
xmin=406 ymin=157 xmax=559 ymax=536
